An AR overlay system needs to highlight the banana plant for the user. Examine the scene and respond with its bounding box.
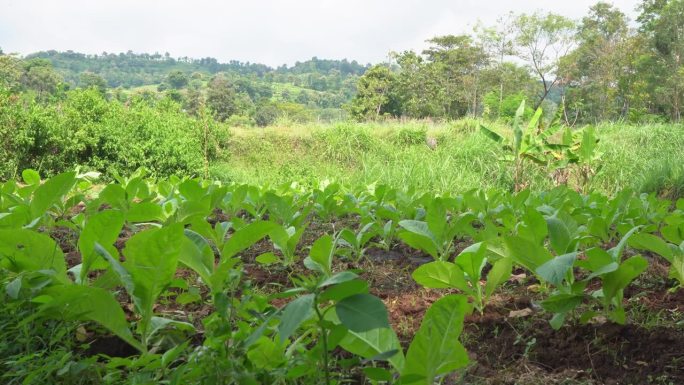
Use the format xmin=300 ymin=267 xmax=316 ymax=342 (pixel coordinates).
xmin=480 ymin=101 xmax=565 ymax=191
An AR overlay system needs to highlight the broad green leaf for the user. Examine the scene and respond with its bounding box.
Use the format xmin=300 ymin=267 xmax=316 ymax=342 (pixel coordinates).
xmin=127 ymin=202 xmax=164 ymax=223
xmin=247 ymin=337 xmax=286 ymax=370
xmin=546 ymin=217 xmax=571 ymax=255
xmin=662 ymin=224 xmax=684 ymax=244
xmin=398 ymin=220 xmax=438 ymax=259
xmin=602 ymin=255 xmax=648 ymax=302
xmin=21 ymin=169 xmax=40 ymax=186
xmin=255 ymin=252 xmax=279 ymax=265
xmin=455 ymin=242 xmax=487 ymax=282
xmin=336 ymin=294 xmax=390 ymax=332
xmin=536 ymin=253 xmax=577 ymax=287
xmin=179 ymin=230 xmax=214 ymax=287
xmin=320 ymin=279 xmax=369 ymax=302
xmin=278 ymin=294 xmax=314 ymax=342
xmin=79 ymin=210 xmax=125 ymax=281
xmin=412 ymin=261 xmax=468 ymax=291
xmin=579 ymin=127 xmax=597 ymax=163
xmin=503 ymin=235 xmax=552 ymax=272
xmin=304 ymin=234 xmax=335 ymax=277
xmin=30 ymin=172 xmax=77 ymax=219
xmin=426 ymin=199 xmax=446 ymax=244
xmin=123 ymin=224 xmax=184 ymax=334
xmin=339 ymin=327 xmax=405 ymax=371
xmin=540 ymin=293 xmax=584 ymax=314
xmin=0 ymin=229 xmax=68 ymax=283
xmin=485 ymin=257 xmax=512 ymax=298
xmin=97 ymin=184 xmax=127 ymax=209
xmin=480 ymin=125 xmax=504 ymax=143
xmin=222 ymin=220 xmax=277 ymax=259
xmin=148 ymin=316 xmax=195 ymax=339
xmin=609 ymin=226 xmax=640 ymax=262
xmin=401 ymin=294 xmax=470 ymax=385
xmin=40 ymin=285 xmax=143 ymax=351
xmin=319 ymin=271 xmax=359 ymax=288
xmin=670 ymin=256 xmax=684 ymax=287
xmin=629 ymin=233 xmax=673 ymax=262
xmin=363 ymin=367 xmax=393 ymax=382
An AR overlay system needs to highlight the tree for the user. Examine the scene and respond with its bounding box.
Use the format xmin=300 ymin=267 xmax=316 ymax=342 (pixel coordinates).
xmin=206 ymin=74 xmax=238 ymax=122
xmin=559 ymin=2 xmax=632 ymax=122
xmin=21 ymin=59 xmax=64 ymax=100
xmin=514 ymin=12 xmax=576 ymax=108
xmin=255 ymin=101 xmax=279 ymax=126
xmin=0 ymin=54 xmax=23 ymax=92
xmin=184 ymin=88 xmax=204 ymax=117
xmin=638 ymin=0 xmax=684 ymax=121
xmin=80 ymin=71 xmax=108 ymax=96
xmin=166 ymin=70 xmax=189 ymax=89
xmin=423 ymin=35 xmax=490 ymax=117
xmin=391 ymin=50 xmax=442 ymax=118
xmin=476 ymin=12 xmax=517 ymax=113
xmin=347 ymin=64 xmax=397 ymax=120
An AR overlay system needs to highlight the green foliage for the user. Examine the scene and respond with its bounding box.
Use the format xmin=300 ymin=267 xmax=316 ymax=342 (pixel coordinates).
xmin=400 ymin=294 xmax=471 ymax=384
xmin=0 ymin=167 xmax=682 ymax=382
xmin=0 ymin=87 xmax=217 ymax=179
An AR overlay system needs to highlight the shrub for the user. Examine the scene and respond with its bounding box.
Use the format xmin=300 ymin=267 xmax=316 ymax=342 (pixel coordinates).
xmin=0 ymin=87 xmax=211 ymax=179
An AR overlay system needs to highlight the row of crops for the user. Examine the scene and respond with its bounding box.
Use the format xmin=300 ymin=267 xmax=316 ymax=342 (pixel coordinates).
xmin=1 ymin=169 xmax=683 ymax=384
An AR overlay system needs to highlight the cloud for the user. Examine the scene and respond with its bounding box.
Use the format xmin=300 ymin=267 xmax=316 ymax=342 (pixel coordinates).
xmin=0 ymin=0 xmax=641 ymax=66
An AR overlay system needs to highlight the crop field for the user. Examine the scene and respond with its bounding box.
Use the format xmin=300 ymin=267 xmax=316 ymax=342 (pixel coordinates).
xmin=1 ymin=155 xmax=683 ymax=384
xmin=4 ymin=0 xmax=684 ymax=382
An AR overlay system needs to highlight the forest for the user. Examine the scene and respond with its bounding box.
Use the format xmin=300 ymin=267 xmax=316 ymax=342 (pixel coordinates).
xmin=1 ymin=1 xmax=683 ymax=385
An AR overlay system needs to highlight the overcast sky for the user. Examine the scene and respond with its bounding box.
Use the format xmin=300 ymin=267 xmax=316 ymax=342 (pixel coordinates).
xmin=1 ymin=0 xmax=642 ymax=67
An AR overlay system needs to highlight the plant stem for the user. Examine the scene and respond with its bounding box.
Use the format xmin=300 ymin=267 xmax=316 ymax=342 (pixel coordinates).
xmin=313 ymin=298 xmax=331 ymax=385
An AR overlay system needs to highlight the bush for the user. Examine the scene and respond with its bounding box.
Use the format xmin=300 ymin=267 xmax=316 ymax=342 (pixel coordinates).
xmin=0 ymin=87 xmax=210 ymax=179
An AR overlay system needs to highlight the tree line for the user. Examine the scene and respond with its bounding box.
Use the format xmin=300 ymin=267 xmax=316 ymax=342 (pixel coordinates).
xmin=2 ymin=0 xmax=683 ymax=126
xmin=349 ymin=0 xmax=684 ymax=124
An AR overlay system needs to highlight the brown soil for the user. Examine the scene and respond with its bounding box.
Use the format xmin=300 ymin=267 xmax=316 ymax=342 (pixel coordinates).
xmin=464 ymin=319 xmax=684 ymax=385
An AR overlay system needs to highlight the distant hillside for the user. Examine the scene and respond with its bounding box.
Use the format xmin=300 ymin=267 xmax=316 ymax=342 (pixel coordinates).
xmin=27 ymin=50 xmax=368 ymax=90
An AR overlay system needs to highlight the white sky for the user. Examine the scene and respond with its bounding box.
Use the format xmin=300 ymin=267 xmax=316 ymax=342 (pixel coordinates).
xmin=0 ymin=0 xmax=642 ymax=67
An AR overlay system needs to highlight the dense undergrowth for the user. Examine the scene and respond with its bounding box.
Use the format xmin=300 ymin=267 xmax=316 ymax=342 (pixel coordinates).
xmin=212 ymin=121 xmax=684 ymax=199
xmin=0 ymin=88 xmax=226 ymax=179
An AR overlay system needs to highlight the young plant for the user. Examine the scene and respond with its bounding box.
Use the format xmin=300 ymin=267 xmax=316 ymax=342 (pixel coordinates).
xmin=276 ymin=235 xmax=393 ymax=385
xmin=262 ymin=222 xmax=308 ymax=266
xmin=337 ymin=222 xmax=378 ymax=262
xmin=94 ymin=224 xmax=192 ymax=349
xmin=398 ymin=198 xmax=475 ymax=261
xmin=540 ymin=227 xmax=648 ymax=328
xmin=372 ymin=204 xmax=401 ymax=251
xmin=412 ymin=242 xmax=512 ymax=313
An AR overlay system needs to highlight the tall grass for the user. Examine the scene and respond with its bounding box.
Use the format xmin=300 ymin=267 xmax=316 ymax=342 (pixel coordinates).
xmin=211 ymin=120 xmax=684 ymax=197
